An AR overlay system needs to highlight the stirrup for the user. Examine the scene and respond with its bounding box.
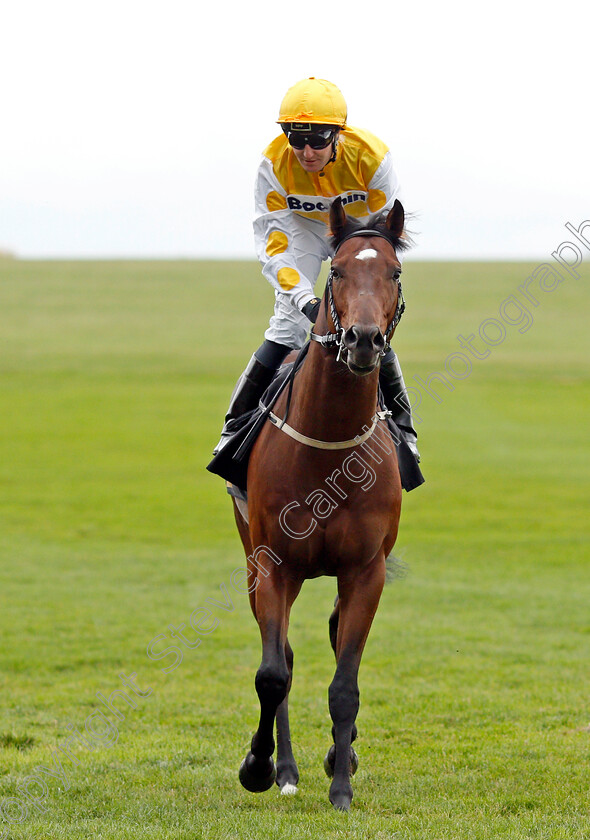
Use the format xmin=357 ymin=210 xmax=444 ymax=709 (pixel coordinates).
xmin=403 ymin=433 xmax=420 ymax=462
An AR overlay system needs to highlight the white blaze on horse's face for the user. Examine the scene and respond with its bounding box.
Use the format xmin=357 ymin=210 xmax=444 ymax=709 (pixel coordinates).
xmin=355 ymin=248 xmax=378 ymax=262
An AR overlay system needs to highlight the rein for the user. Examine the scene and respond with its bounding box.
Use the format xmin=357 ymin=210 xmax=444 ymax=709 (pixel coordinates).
xmin=310 ymin=229 xmax=406 ymax=361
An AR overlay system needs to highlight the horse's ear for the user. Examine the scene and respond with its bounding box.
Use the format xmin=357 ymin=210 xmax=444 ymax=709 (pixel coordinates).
xmin=329 ymin=197 xmax=348 ymax=244
xmin=385 ymin=199 xmax=405 ymax=240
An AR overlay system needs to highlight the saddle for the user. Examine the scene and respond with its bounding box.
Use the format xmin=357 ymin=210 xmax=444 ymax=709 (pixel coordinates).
xmin=206 ymin=346 xmax=424 ymax=494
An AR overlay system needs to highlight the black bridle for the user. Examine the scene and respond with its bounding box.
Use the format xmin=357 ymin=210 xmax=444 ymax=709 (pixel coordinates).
xmin=310 ymin=230 xmax=406 ymax=361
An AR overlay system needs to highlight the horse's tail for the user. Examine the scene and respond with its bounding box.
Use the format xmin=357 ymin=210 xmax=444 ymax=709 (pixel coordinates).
xmin=385 ymin=554 xmax=409 ymax=584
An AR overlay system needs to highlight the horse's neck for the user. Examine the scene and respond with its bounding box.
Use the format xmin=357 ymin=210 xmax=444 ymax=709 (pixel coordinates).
xmin=291 ymin=341 xmax=380 ymax=442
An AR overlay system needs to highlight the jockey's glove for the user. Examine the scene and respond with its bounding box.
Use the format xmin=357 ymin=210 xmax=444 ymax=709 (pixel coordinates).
xmin=302 ymin=297 xmax=322 ymax=323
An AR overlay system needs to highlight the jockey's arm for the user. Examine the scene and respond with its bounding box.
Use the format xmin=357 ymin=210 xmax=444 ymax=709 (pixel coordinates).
xmin=252 ymin=158 xmax=318 ymax=313
xmin=364 ymin=149 xmax=402 ymax=220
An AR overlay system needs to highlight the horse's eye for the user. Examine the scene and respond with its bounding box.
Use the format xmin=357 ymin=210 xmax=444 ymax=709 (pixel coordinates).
xmin=331 ymin=268 xmax=341 ymax=280
xmin=392 ymin=270 xmax=402 ymax=281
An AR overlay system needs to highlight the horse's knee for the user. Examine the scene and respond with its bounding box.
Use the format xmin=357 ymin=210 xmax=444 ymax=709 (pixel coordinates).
xmin=328 ymin=674 xmax=359 ymax=725
xmin=255 ymin=663 xmax=289 ymax=707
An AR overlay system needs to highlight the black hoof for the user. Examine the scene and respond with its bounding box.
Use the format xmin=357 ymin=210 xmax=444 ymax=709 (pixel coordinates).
xmin=329 ymin=781 xmax=353 ymax=811
xmin=323 ymin=744 xmax=359 ymax=778
xmin=239 ymin=752 xmax=276 ymax=793
xmin=323 ymin=744 xmax=335 ymax=777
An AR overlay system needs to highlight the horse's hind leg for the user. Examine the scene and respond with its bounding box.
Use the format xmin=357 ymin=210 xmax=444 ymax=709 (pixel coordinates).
xmin=327 ymin=556 xmax=386 ymax=811
xmin=275 ymin=639 xmax=299 ymax=794
xmin=328 ymin=596 xmax=339 ymax=655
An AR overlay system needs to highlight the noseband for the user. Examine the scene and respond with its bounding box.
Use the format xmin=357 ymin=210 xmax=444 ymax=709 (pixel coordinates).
xmin=310 ymin=230 xmax=406 ymax=361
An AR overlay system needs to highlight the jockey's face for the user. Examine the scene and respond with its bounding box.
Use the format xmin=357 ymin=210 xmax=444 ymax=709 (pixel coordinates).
xmin=292 ymin=142 xmax=333 ymax=173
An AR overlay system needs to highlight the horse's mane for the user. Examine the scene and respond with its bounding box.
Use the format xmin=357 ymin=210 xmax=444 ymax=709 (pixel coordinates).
xmin=329 ymin=205 xmax=414 ymax=254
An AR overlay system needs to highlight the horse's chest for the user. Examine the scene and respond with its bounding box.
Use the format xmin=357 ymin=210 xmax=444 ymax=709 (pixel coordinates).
xmin=268 ymin=490 xmax=398 ymax=576
xmin=249 ymin=439 xmax=400 ymax=576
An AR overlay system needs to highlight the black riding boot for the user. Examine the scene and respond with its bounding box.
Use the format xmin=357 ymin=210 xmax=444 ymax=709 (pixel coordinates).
xmin=379 ymin=349 xmax=420 ymax=461
xmin=213 ymin=341 xmax=291 ymax=455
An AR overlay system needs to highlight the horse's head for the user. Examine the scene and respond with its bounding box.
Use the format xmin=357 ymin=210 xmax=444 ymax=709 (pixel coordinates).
xmin=323 ymin=197 xmax=410 ymax=375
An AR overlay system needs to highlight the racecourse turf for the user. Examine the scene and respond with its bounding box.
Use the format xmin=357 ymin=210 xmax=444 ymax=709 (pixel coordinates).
xmin=0 ymin=254 xmax=589 ymax=839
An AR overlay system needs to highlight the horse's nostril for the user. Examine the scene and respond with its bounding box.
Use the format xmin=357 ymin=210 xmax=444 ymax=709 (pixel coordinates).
xmin=373 ymin=329 xmax=385 ymax=351
xmin=343 ymin=326 xmax=359 ymax=348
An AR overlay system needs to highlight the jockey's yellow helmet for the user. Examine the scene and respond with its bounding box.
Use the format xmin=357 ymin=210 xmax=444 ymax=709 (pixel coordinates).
xmin=277 ymin=77 xmax=347 ymax=127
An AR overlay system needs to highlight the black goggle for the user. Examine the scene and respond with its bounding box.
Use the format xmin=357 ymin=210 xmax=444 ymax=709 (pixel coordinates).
xmin=283 ymin=126 xmax=337 ymax=150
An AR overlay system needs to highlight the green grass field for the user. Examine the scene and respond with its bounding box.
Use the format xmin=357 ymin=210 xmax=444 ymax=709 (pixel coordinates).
xmin=1 ymin=254 xmax=589 ymax=839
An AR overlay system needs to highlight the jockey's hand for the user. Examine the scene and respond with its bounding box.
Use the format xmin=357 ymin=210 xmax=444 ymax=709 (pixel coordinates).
xmin=302 ymin=297 xmax=321 ymax=323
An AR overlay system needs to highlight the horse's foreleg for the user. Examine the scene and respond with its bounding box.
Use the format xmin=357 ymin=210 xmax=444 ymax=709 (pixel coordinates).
xmin=240 ymin=616 xmax=286 ymax=792
xmin=239 ymin=574 xmax=301 ymax=794
xmin=275 ymin=639 xmax=299 ymax=794
xmin=327 ymin=596 xmax=358 ymax=766
xmin=327 ymin=556 xmax=386 ymax=811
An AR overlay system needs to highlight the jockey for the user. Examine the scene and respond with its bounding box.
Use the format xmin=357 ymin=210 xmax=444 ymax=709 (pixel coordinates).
xmin=215 ymin=77 xmax=419 ymax=460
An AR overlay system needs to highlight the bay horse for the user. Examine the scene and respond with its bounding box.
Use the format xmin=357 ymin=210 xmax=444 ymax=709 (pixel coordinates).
xmin=232 ymin=197 xmax=410 ymax=811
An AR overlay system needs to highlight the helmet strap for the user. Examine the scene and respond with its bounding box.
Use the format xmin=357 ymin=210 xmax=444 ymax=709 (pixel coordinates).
xmin=328 ymin=132 xmax=340 ymax=164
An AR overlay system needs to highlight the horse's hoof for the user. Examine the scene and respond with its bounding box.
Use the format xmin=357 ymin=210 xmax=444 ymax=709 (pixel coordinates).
xmin=280 ymin=783 xmax=298 ymax=795
xmin=324 ymin=745 xmax=359 ymax=778
xmin=329 ymin=781 xmax=353 ymax=811
xmin=324 ymin=745 xmax=335 ymax=777
xmin=276 ymin=760 xmax=299 ymax=792
xmin=239 ymin=752 xmax=276 ymax=793
xmin=331 ymin=796 xmax=351 ymax=812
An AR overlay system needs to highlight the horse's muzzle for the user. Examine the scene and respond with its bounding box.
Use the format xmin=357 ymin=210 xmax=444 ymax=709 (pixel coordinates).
xmin=341 ymin=325 xmax=385 ymax=374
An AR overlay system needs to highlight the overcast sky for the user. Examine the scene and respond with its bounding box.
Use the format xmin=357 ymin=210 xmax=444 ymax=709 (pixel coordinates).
xmin=1 ymin=0 xmax=587 ymax=260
